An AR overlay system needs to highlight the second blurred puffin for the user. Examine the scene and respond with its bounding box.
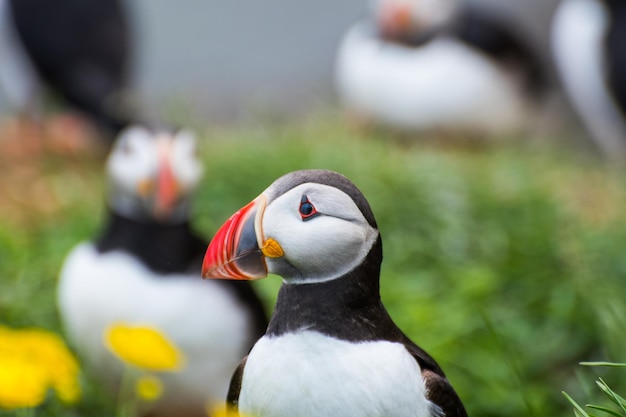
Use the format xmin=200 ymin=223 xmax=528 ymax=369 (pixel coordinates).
xmin=57 ymin=126 xmax=267 ymax=417
xmin=335 ymin=0 xmax=548 ymax=136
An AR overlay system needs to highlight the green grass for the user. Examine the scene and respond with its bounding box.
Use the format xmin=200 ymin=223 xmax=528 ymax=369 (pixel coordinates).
xmin=1 ymin=112 xmax=626 ymax=416
xmin=564 ymin=363 xmax=626 ymax=417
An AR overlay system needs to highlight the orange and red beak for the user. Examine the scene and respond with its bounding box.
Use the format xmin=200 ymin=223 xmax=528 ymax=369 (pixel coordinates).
xmin=153 ymin=139 xmax=179 ymax=218
xmin=135 ymin=136 xmax=180 ymax=218
xmin=202 ymin=196 xmax=282 ymax=280
xmin=153 ymin=156 xmax=177 ymax=218
xmin=378 ymin=1 xmax=414 ymax=40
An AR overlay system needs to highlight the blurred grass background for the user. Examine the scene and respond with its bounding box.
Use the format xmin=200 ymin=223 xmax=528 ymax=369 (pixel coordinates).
xmin=1 ymin=111 xmax=625 ymax=416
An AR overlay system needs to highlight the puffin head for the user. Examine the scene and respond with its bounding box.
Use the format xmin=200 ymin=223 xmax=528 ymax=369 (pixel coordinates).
xmin=373 ymin=0 xmax=461 ymax=41
xmin=202 ymin=169 xmax=380 ymax=284
xmin=106 ymin=125 xmax=203 ymax=222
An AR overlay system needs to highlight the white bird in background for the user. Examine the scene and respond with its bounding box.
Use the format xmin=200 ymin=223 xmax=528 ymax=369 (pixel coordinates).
xmin=551 ymin=0 xmax=626 ymax=157
xmin=57 ymin=126 xmax=267 ymax=417
xmin=335 ymin=0 xmax=549 ymax=136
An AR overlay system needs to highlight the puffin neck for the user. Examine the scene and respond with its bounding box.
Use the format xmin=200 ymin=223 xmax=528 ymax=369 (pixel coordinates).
xmin=107 ymin=188 xmax=190 ymax=225
xmin=101 ymin=207 xmax=191 ymax=230
xmin=266 ymin=238 xmax=400 ymax=342
xmin=384 ymin=25 xmax=441 ymax=48
xmin=95 ymin=209 xmax=207 ymax=274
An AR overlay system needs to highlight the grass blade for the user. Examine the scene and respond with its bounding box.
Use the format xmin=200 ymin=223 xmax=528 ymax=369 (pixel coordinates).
xmin=581 ymin=363 xmax=626 ymax=368
xmin=586 ymin=404 xmax=624 ymax=417
xmin=596 ymin=379 xmax=626 ymax=414
xmin=564 ymin=391 xmax=592 ymax=417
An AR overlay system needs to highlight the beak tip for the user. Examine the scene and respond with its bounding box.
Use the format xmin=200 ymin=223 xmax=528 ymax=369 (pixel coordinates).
xmin=201 ymin=197 xmax=269 ymax=281
xmin=201 ymin=251 xmax=217 ymax=279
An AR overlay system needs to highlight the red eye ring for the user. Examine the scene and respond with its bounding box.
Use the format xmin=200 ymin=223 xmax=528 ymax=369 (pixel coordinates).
xmin=299 ymin=195 xmax=319 ymax=221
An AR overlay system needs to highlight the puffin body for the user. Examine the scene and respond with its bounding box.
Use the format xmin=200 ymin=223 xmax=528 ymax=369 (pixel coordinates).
xmin=239 ymin=332 xmax=432 ymax=417
xmin=57 ymin=127 xmax=267 ymax=417
xmin=0 ymin=0 xmax=133 ymax=136
xmin=336 ymin=23 xmax=528 ymax=133
xmin=59 ymin=243 xmax=257 ymax=415
xmin=551 ymin=0 xmax=626 ymax=156
xmin=202 ymin=169 xmax=467 ymax=417
xmin=335 ymin=0 xmax=546 ymax=135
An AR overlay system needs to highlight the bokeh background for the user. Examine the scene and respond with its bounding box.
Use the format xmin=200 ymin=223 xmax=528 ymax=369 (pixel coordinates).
xmin=0 ymin=0 xmax=561 ymax=123
xmin=1 ymin=0 xmax=625 ymax=416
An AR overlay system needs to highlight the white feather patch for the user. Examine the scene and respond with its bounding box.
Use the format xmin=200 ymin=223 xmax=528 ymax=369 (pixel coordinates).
xmin=239 ymin=331 xmax=438 ymax=417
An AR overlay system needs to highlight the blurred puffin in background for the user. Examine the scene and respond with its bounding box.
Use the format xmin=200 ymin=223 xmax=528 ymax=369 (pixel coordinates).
xmin=551 ymin=0 xmax=626 ymax=157
xmin=202 ymin=169 xmax=467 ymax=417
xmin=0 ymin=0 xmax=135 ymax=152
xmin=57 ymin=126 xmax=268 ymax=417
xmin=335 ymin=0 xmax=549 ymax=136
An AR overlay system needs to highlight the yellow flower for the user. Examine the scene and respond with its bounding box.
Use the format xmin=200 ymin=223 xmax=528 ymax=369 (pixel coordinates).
xmin=0 ymin=326 xmax=81 ymax=410
xmin=0 ymin=356 xmax=47 ymax=409
xmin=135 ymin=375 xmax=163 ymax=401
xmin=105 ymin=323 xmax=185 ymax=372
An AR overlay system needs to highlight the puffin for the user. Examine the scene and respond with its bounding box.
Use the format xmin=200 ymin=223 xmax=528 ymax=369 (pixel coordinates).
xmin=551 ymin=0 xmax=626 ymax=157
xmin=201 ymin=169 xmax=467 ymax=417
xmin=335 ymin=0 xmax=548 ymax=135
xmin=57 ymin=126 xmax=267 ymax=417
xmin=0 ymin=0 xmax=134 ymax=140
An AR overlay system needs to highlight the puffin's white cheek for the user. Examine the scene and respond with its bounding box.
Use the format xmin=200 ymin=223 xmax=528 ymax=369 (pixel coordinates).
xmin=107 ymin=151 xmax=157 ymax=192
xmin=273 ymin=219 xmax=373 ymax=279
xmin=175 ymin=162 xmax=203 ymax=190
xmin=107 ymin=161 xmax=139 ymax=193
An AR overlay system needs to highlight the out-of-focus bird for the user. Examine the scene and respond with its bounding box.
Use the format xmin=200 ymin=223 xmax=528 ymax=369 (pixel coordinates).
xmin=202 ymin=169 xmax=467 ymax=417
xmin=0 ymin=0 xmax=135 ymax=148
xmin=57 ymin=126 xmax=267 ymax=417
xmin=335 ymin=0 xmax=548 ymax=136
xmin=551 ymin=0 xmax=626 ymax=157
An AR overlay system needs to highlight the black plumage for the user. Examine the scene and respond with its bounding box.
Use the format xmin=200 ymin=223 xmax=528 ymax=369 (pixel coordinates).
xmin=451 ymin=7 xmax=547 ymax=99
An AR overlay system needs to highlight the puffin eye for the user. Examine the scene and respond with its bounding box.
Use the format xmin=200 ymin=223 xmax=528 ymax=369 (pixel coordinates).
xmin=299 ymin=195 xmax=319 ymax=221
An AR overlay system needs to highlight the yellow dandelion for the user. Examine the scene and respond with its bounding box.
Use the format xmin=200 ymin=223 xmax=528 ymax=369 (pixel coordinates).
xmin=135 ymin=375 xmax=163 ymax=401
xmin=105 ymin=323 xmax=185 ymax=372
xmin=0 ymin=356 xmax=48 ymax=410
xmin=0 ymin=326 xmax=81 ymax=410
xmin=17 ymin=328 xmax=81 ymax=404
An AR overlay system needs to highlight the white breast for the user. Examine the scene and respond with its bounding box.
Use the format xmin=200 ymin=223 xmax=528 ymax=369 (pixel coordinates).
xmin=335 ymin=21 xmax=530 ymax=135
xmin=57 ymin=243 xmax=256 ymax=413
xmin=239 ymin=331 xmax=437 ymax=417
